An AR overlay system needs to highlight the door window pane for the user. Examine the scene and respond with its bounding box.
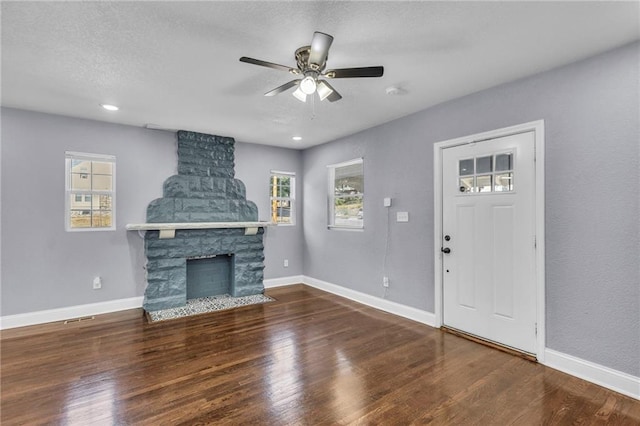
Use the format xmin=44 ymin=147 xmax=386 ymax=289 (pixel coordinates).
xmin=495 ymin=153 xmax=513 ymax=172
xmin=456 ymin=152 xmax=514 ymax=195
xmin=476 ymin=156 xmax=493 ymax=174
xmin=494 ymin=173 xmax=513 ymax=192
xmin=459 ymin=177 xmax=474 ymax=193
xmin=477 ymin=175 xmax=492 ymax=192
xmin=459 ymin=159 xmax=474 ymax=176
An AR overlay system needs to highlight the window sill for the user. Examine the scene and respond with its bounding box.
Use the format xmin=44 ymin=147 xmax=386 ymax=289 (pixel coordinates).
xmin=327 ymin=225 xmax=364 ymax=232
xmin=66 ymin=226 xmax=116 ymax=232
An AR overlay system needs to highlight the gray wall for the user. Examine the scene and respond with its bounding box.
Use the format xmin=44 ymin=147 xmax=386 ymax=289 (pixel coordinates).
xmin=234 ymin=142 xmax=304 ymax=278
xmin=1 ymin=109 xmax=175 ymax=315
xmin=302 ymin=41 xmax=639 ymax=376
xmin=2 ymin=42 xmax=638 ymax=378
xmin=0 ymin=109 xmax=303 ymax=316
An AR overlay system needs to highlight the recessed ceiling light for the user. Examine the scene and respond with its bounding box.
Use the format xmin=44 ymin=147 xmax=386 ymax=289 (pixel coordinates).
xmin=385 ymin=86 xmax=406 ymax=96
xmin=100 ymin=104 xmax=119 ymax=111
xmin=292 ymin=136 xmax=302 ymax=141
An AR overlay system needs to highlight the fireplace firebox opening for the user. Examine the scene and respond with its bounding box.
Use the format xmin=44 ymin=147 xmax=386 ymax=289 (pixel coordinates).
xmin=186 ymin=255 xmax=234 ymax=299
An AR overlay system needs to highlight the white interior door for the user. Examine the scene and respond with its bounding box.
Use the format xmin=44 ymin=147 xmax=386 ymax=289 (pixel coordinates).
xmin=442 ymin=131 xmax=537 ymax=354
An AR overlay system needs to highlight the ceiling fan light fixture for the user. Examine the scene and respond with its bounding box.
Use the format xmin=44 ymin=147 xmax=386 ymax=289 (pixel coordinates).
xmin=292 ymin=87 xmax=307 ymax=102
xmin=240 ymin=31 xmax=383 ymax=104
xmin=299 ymin=76 xmax=317 ymax=95
xmin=316 ymin=80 xmax=334 ymax=101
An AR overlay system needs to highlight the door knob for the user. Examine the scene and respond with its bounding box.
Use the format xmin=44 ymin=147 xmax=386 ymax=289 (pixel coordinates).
xmin=441 ymin=247 xmax=451 ymax=254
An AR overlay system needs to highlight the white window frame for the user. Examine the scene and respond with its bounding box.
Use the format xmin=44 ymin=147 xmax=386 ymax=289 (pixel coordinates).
xmin=65 ymin=151 xmax=116 ymax=232
xmin=327 ymin=158 xmax=364 ymax=230
xmin=270 ymin=170 xmax=295 ymax=226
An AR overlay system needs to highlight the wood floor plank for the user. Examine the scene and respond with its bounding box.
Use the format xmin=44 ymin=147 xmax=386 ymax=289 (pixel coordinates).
xmin=1 ymin=284 xmax=639 ymax=425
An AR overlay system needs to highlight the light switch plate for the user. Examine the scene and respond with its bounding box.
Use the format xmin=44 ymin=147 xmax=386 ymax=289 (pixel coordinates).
xmin=383 ymin=197 xmax=392 ymax=207
xmin=397 ymin=212 xmax=409 ymax=222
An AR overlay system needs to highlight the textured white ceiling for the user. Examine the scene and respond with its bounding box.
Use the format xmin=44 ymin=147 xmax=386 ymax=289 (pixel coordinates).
xmin=2 ymin=1 xmax=638 ymax=149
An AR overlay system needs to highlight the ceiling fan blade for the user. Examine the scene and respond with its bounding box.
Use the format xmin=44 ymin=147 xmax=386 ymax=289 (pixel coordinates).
xmin=240 ymin=57 xmax=296 ymax=73
xmin=264 ymin=80 xmax=301 ymax=97
xmin=317 ymin=80 xmax=342 ymax=102
xmin=324 ymin=66 xmax=384 ymax=79
xmin=308 ymin=32 xmax=333 ymax=68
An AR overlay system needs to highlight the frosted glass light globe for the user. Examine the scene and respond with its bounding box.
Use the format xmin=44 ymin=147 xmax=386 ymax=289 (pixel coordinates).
xmin=300 ymin=76 xmax=317 ymax=95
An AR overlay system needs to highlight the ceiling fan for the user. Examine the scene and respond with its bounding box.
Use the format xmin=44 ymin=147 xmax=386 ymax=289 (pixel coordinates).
xmin=239 ymin=31 xmax=384 ymax=103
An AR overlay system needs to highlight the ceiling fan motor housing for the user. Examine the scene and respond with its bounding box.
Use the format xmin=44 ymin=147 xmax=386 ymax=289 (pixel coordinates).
xmin=295 ymin=46 xmax=326 ymax=72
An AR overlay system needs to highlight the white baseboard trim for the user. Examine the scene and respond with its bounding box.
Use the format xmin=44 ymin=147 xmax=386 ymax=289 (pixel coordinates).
xmin=4 ymin=280 xmax=636 ymax=401
xmin=263 ymin=275 xmax=304 ymax=288
xmin=0 ymin=296 xmax=144 ymax=330
xmin=544 ymin=348 xmax=640 ymax=400
xmin=301 ymin=275 xmax=436 ymax=327
xmin=0 ymin=275 xmax=303 ymax=330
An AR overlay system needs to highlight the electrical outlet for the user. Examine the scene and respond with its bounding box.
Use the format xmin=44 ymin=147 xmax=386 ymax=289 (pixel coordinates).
xmin=284 ymin=259 xmax=289 ymax=268
xmin=383 ymin=276 xmax=389 ymax=287
xmin=92 ymin=276 xmax=102 ymax=290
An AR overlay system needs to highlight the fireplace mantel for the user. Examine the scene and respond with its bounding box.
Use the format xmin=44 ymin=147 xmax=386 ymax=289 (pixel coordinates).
xmin=126 ymin=221 xmax=273 ymax=239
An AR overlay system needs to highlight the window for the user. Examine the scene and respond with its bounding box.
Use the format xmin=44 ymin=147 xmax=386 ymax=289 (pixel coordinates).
xmin=270 ymin=171 xmax=295 ymax=225
xmin=459 ymin=152 xmax=513 ymax=194
xmin=65 ymin=152 xmax=115 ymax=231
xmin=328 ymin=158 xmax=364 ymax=229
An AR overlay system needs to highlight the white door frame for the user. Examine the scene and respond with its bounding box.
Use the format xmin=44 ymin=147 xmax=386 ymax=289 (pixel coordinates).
xmin=433 ymin=120 xmax=546 ymax=361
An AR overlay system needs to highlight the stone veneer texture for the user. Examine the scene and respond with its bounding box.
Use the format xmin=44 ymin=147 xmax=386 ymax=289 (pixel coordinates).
xmin=143 ymin=131 xmax=265 ymax=312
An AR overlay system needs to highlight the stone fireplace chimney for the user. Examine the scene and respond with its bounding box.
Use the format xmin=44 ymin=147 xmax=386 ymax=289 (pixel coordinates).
xmin=141 ymin=131 xmax=265 ymax=312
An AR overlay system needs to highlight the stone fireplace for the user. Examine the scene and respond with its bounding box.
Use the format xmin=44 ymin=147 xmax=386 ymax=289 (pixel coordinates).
xmin=140 ymin=131 xmax=266 ymax=312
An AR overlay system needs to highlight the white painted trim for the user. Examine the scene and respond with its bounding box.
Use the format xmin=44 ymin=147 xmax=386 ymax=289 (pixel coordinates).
xmin=544 ymin=349 xmax=640 ymax=400
xmin=433 ymin=140 xmax=444 ymax=329
xmin=4 ymin=276 xmax=636 ymax=400
xmin=0 ymin=296 xmax=143 ymax=330
xmin=263 ymin=275 xmax=304 ymax=288
xmin=0 ymin=275 xmax=300 ymax=329
xmin=125 ymin=221 xmax=274 ymax=231
xmin=325 ymin=157 xmax=364 ymax=169
xmin=302 ymin=276 xmax=436 ymax=327
xmin=533 ymin=122 xmax=546 ymax=362
xmin=432 ymin=120 xmax=546 ymax=360
xmin=65 ymin=152 xmax=117 ymax=233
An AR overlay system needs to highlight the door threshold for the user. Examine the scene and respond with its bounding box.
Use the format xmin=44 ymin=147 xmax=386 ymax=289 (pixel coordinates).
xmin=442 ymin=326 xmax=537 ymax=362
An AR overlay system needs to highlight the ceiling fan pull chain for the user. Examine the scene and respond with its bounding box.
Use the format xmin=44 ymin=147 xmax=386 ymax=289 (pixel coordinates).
xmin=311 ymin=92 xmax=316 ymax=120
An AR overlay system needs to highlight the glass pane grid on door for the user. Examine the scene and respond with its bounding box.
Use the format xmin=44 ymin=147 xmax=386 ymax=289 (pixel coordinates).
xmin=458 ymin=153 xmax=513 ymax=194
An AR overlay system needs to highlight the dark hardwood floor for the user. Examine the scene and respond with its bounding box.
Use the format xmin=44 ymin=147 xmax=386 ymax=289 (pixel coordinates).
xmin=1 ymin=284 xmax=639 ymax=425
